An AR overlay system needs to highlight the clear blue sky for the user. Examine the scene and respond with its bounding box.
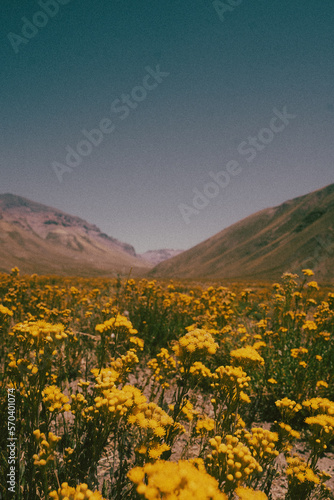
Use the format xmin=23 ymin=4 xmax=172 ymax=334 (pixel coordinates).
xmin=1 ymin=0 xmax=333 ymax=253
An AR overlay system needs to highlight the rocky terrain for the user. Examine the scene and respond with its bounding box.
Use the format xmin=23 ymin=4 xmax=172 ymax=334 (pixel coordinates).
xmin=0 ymin=194 xmax=151 ymax=276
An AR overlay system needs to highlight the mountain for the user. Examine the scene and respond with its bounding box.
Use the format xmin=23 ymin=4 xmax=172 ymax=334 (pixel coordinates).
xmin=0 ymin=194 xmax=151 ymax=277
xmin=140 ymin=249 xmax=184 ymax=266
xmin=150 ymin=184 xmax=334 ymax=282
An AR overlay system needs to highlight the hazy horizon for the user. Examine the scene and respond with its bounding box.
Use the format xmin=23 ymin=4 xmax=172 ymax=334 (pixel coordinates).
xmin=2 ymin=1 xmax=333 ymax=253
xmin=1 ymin=180 xmax=333 ymax=256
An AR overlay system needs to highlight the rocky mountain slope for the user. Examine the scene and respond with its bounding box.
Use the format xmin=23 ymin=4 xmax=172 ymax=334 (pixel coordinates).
xmin=0 ymin=194 xmax=151 ymax=277
xmin=150 ymin=184 xmax=334 ymax=282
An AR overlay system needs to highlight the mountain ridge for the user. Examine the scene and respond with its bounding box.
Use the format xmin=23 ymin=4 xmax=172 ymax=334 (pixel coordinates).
xmin=150 ymin=183 xmax=334 ymax=282
xmin=1 ymin=184 xmax=334 ymax=281
xmin=0 ymin=193 xmax=150 ymax=276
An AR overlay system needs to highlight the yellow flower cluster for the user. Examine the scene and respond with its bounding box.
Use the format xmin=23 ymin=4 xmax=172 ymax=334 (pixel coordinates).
xmin=172 ymin=328 xmax=218 ymax=362
xmin=305 ymin=414 xmax=334 ymax=451
xmin=252 ymin=341 xmax=266 ymax=351
xmin=230 ymin=346 xmax=265 ymax=369
xmin=195 ymin=416 xmax=215 ymax=436
xmin=169 ymin=400 xmax=197 ymax=422
xmin=91 ymin=349 xmax=139 ymax=389
xmin=10 ymin=266 xmax=20 ymax=276
xmin=255 ymin=319 xmax=268 ymax=331
xmin=33 ymin=430 xmax=61 ymax=467
xmin=189 ymin=361 xmax=212 ymax=380
xmin=83 ymin=385 xmax=146 ymax=422
xmin=275 ymin=422 xmax=300 ymax=451
xmin=0 ymin=304 xmax=13 ymax=317
xmin=286 ymin=455 xmax=320 ymax=485
xmin=42 ymin=385 xmax=70 ymax=413
xmin=95 ymin=314 xmax=138 ymax=337
xmin=49 ymin=482 xmax=106 ymax=499
xmin=70 ymin=392 xmax=88 ymax=416
xmin=235 ymin=487 xmax=268 ymax=499
xmin=211 ymin=366 xmax=251 ymax=404
xmin=91 ymin=366 xmax=119 ymax=390
xmin=128 ymin=335 xmax=144 ymax=350
xmin=281 ymin=273 xmax=298 ymax=289
xmin=147 ymin=348 xmax=177 ymax=389
xmin=302 ymin=320 xmax=317 ymax=331
xmin=303 ymin=397 xmax=334 ymax=416
xmin=130 ymin=401 xmax=180 ymax=459
xmin=63 ymin=447 xmax=74 ymax=464
xmin=128 ymin=460 xmax=227 ymax=499
xmin=130 ymin=401 xmax=173 ymax=435
xmin=110 ymin=348 xmax=139 ymax=375
xmin=316 ymin=380 xmax=328 ymax=389
xmin=302 ymin=269 xmax=314 ymax=276
xmin=136 ymin=442 xmax=171 ymax=461
xmin=290 ymin=347 xmax=308 ymax=358
xmin=7 ymin=354 xmax=39 ymax=375
xmin=307 ymin=281 xmax=319 ymax=290
xmin=318 ymin=330 xmax=331 ymax=341
xmin=242 ymin=428 xmax=279 ymax=464
xmin=207 ymin=435 xmax=262 ymax=487
xmin=9 ymin=320 xmax=70 ymax=345
xmin=275 ymin=398 xmax=302 ymax=421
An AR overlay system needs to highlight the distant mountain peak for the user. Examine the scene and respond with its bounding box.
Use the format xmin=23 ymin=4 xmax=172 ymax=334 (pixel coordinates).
xmin=140 ymin=248 xmax=184 ymax=266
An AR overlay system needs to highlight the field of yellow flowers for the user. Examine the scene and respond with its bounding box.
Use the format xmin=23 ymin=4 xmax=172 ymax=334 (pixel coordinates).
xmin=0 ymin=268 xmax=333 ymax=500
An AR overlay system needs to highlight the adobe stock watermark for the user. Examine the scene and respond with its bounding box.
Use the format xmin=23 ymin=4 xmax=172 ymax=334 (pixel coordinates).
xmin=51 ymin=65 xmax=169 ymax=183
xmin=178 ymin=106 xmax=296 ymax=224
xmin=7 ymin=0 xmax=73 ymax=54
xmin=212 ymin=0 xmax=243 ymax=23
xmin=7 ymin=388 xmax=17 ymax=494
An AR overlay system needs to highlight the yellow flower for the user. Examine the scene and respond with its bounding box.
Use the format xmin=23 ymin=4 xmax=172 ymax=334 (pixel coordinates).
xmin=49 ymin=482 xmax=106 ymax=499
xmin=147 ymin=348 xmax=177 ymax=388
xmin=305 ymin=414 xmax=334 ymax=448
xmin=148 ymin=443 xmax=170 ymax=459
xmin=211 ymin=365 xmax=251 ymax=405
xmin=290 ymin=347 xmax=308 ymax=359
xmin=316 ymin=381 xmax=328 ymax=389
xmin=196 ymin=416 xmax=215 ymax=436
xmin=286 ymin=456 xmax=320 ymax=486
xmin=172 ymin=328 xmax=218 ymax=363
xmin=302 ymin=269 xmax=314 ymax=276
xmin=207 ymin=435 xmax=262 ymax=488
xmin=302 ymin=320 xmax=317 ymax=331
xmin=42 ymin=386 xmax=70 ymax=414
xmin=0 ymin=304 xmax=13 ymax=317
xmin=128 ymin=460 xmax=227 ymax=499
xmin=235 ymin=487 xmax=268 ymax=499
xmin=189 ymin=361 xmax=212 ymax=380
xmin=242 ymin=427 xmax=279 ymax=464
xmin=230 ymin=346 xmax=265 ymax=368
xmin=33 ymin=430 xmax=60 ymax=467
xmin=275 ymin=398 xmax=302 ymax=421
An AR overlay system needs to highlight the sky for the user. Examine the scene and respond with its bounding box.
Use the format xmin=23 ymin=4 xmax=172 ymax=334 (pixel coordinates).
xmin=1 ymin=0 xmax=333 ymax=253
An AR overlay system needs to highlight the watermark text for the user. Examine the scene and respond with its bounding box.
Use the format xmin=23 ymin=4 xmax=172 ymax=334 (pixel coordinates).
xmin=178 ymin=106 xmax=296 ymax=224
xmin=7 ymin=388 xmax=17 ymax=494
